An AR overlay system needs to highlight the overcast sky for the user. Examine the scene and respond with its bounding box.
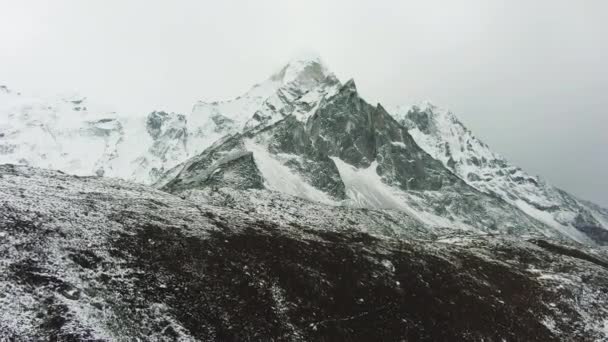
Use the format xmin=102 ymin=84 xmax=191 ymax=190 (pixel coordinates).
xmin=1 ymin=0 xmax=607 ymax=206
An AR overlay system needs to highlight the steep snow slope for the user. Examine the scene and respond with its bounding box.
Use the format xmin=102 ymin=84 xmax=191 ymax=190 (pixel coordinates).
xmin=0 ymin=86 xmax=125 ymax=176
xmin=0 ymin=85 xmax=182 ymax=182
xmin=244 ymin=139 xmax=337 ymax=204
xmin=2 ymin=164 xmax=608 ymax=340
xmin=391 ymin=103 xmax=608 ymax=244
xmin=330 ymin=157 xmax=471 ymax=230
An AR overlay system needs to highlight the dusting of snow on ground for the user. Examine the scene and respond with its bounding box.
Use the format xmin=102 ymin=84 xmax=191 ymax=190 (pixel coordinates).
xmin=2 ymin=164 xmax=608 ymax=340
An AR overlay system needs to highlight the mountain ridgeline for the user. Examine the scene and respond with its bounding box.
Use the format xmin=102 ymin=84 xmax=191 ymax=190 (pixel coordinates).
xmin=1 ymin=55 xmax=607 ymax=245
xmin=149 ymin=56 xmax=604 ymax=244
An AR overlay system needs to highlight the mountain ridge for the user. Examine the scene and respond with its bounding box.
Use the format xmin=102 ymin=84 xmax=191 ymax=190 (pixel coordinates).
xmin=391 ymin=102 xmax=608 ymax=244
xmin=1 ymin=55 xmax=607 ymax=245
xmin=158 ymin=74 xmax=566 ymax=241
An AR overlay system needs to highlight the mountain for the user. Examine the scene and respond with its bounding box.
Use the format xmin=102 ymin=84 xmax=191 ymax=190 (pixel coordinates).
xmin=2 ymin=164 xmax=608 ymax=340
xmin=0 ymin=55 xmax=339 ymax=184
xmin=0 ymin=85 xmax=124 ymax=176
xmin=3 ymin=55 xmax=608 ymax=340
xmin=2 ymin=55 xmax=607 ymax=246
xmin=157 ymin=77 xmax=562 ymax=240
xmin=391 ymin=103 xmax=608 ymax=244
xmin=191 ymin=53 xmax=341 ymax=133
xmin=0 ymin=85 xmax=182 ymax=183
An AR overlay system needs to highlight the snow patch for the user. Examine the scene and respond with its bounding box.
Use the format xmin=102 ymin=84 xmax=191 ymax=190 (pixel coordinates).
xmin=330 ymin=157 xmax=470 ymax=230
xmin=245 ymin=140 xmax=335 ymax=204
xmin=515 ymin=199 xmax=591 ymax=244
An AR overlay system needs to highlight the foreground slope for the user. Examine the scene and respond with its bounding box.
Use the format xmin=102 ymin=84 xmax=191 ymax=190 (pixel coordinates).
xmin=392 ymin=103 xmax=608 ymax=245
xmin=1 ymin=164 xmax=608 ymax=340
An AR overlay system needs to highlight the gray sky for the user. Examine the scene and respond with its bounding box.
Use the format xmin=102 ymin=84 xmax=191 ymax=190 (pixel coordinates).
xmin=1 ymin=0 xmax=607 ymax=206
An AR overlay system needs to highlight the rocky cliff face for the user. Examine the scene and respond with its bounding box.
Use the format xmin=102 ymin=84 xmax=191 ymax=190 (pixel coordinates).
xmin=2 ymin=164 xmax=608 ymax=341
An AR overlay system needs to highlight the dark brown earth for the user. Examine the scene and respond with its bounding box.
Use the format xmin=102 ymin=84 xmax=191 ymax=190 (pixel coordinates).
xmin=2 ymin=164 xmax=608 ymax=341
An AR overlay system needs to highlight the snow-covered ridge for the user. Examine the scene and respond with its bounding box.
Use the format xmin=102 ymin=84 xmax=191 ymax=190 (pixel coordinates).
xmin=192 ymin=54 xmax=340 ymax=132
xmin=391 ymin=102 xmax=608 ymax=244
xmin=0 ymin=87 xmax=131 ymax=177
xmin=0 ymin=55 xmax=338 ymax=184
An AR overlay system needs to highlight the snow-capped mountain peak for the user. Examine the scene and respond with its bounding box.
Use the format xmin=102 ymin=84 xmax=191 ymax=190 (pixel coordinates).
xmin=190 ymin=54 xmax=340 ymax=137
xmin=270 ymin=52 xmax=334 ymax=89
xmin=341 ymin=78 xmax=357 ymax=93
